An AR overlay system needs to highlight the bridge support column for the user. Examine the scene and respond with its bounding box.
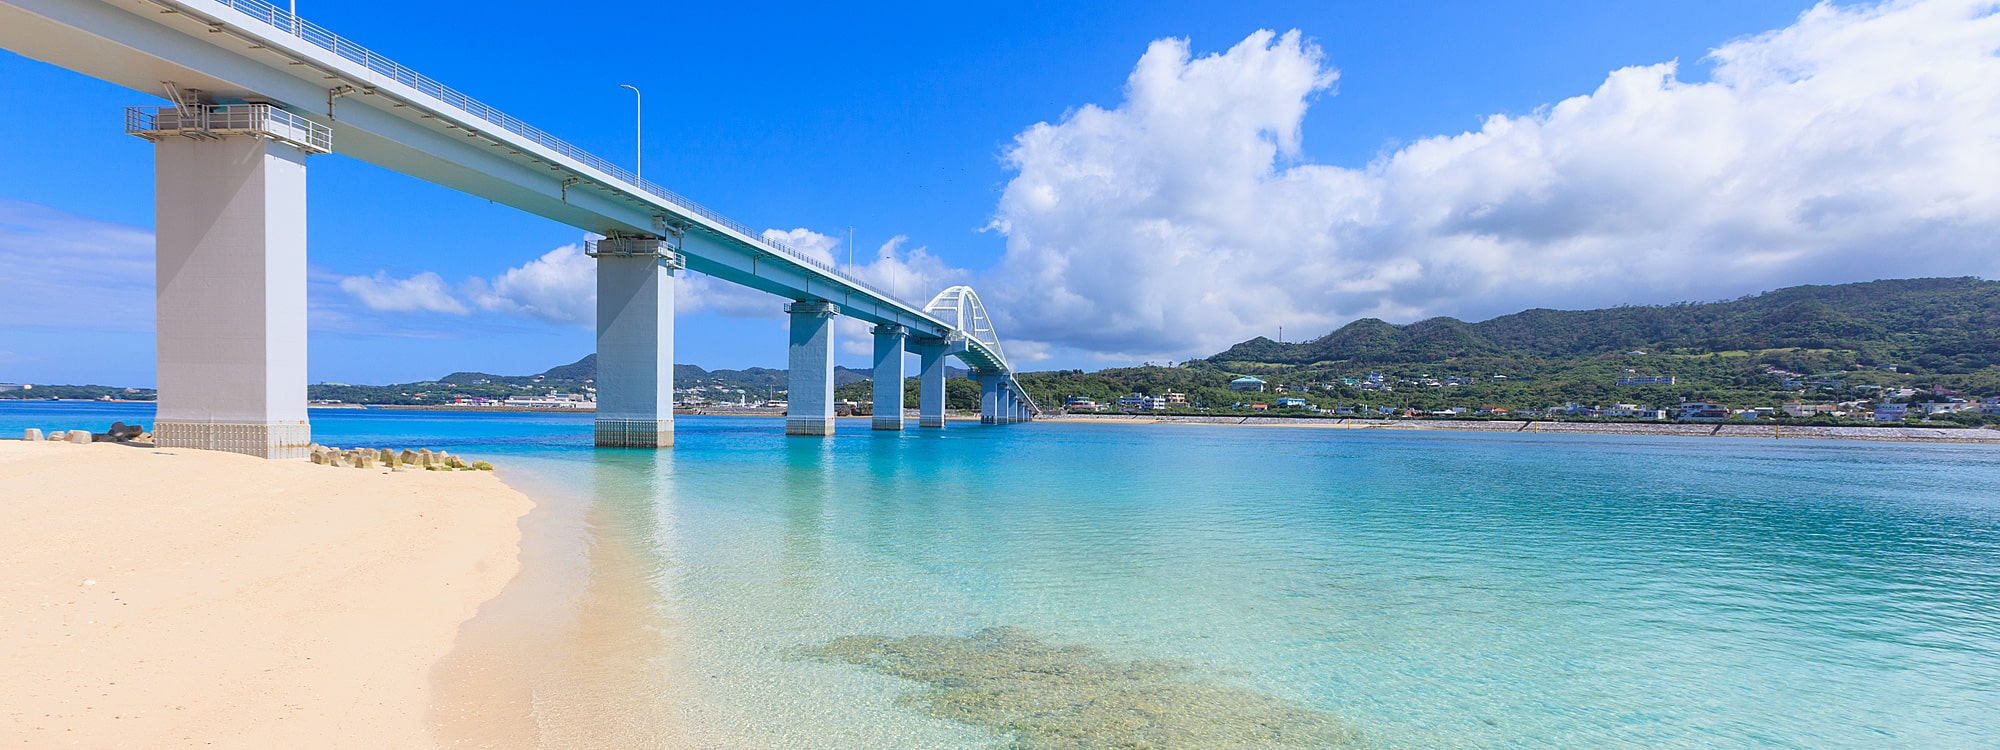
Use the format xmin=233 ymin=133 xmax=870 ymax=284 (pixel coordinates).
xmin=786 ymin=301 xmax=839 ymax=436
xmin=871 ymin=325 xmax=907 ymax=431
xmin=151 ymin=136 xmax=311 ymax=458
xmin=979 ymin=373 xmax=1004 ymax=424
xmin=593 ymin=249 xmax=677 ymax=448
xmin=915 ymin=338 xmax=947 ymax=429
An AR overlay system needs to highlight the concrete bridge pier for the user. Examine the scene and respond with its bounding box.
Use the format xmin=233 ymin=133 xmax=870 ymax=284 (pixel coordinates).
xmin=978 ymin=373 xmax=1004 ymax=424
xmin=150 ymin=134 xmax=312 ymax=459
xmin=593 ymin=241 xmax=678 ymax=447
xmin=871 ymin=325 xmax=907 ymax=431
xmin=786 ymin=301 xmax=839 ymax=436
xmin=915 ymin=338 xmax=948 ymax=428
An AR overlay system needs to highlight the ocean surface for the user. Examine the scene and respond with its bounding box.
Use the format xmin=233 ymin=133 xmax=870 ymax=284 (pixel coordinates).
xmin=8 ymin=401 xmax=2000 ymax=749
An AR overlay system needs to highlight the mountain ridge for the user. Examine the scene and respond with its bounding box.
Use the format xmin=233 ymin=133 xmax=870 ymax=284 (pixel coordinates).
xmin=1202 ymin=277 xmax=2000 ymax=373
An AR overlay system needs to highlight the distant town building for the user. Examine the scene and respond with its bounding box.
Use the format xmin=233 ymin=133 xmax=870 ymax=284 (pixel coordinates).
xmin=1616 ymin=375 xmax=1677 ymax=386
xmin=1229 ymin=376 xmax=1267 ymax=392
xmin=1782 ymin=402 xmax=1839 ymax=418
xmin=1275 ymin=397 xmax=1309 ymax=408
xmin=1873 ymin=403 xmax=1909 ymax=422
xmin=1162 ymin=391 xmax=1188 ymax=405
xmin=0 ymin=383 xmax=31 ymax=392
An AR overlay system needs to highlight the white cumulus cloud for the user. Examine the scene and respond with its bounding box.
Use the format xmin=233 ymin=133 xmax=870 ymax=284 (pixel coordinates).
xmin=339 ymin=270 xmax=470 ymax=315
xmin=462 ymin=243 xmax=596 ymax=324
xmin=983 ymin=0 xmax=2000 ymax=361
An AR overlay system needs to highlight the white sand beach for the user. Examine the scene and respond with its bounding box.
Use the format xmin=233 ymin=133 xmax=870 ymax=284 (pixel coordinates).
xmin=0 ymin=439 xmax=532 ymax=747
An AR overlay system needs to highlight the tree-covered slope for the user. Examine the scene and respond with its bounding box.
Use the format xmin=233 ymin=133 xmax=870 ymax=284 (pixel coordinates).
xmin=1204 ymin=277 xmax=2000 ymax=374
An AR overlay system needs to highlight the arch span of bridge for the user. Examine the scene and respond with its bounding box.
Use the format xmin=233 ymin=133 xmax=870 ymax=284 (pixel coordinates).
xmin=0 ymin=0 xmax=1039 ymax=456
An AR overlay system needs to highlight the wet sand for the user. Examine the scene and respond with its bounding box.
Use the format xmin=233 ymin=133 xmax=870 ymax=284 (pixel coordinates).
xmin=429 ymin=457 xmax=691 ymax=748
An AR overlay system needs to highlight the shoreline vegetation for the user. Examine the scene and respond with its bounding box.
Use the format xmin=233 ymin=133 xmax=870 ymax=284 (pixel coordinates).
xmin=1041 ymin=413 xmax=2000 ymax=443
xmin=0 ymin=440 xmax=533 ymax=747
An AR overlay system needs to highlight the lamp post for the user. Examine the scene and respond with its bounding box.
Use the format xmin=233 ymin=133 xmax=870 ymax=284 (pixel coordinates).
xmin=619 ymin=84 xmax=641 ymax=183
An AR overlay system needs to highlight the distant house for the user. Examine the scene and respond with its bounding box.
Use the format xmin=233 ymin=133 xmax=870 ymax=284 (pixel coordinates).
xmin=1873 ymin=403 xmax=1909 ymax=422
xmin=1490 ymin=374 xmax=1509 ymax=382
xmin=1275 ymin=397 xmax=1309 ymax=409
xmin=0 ymin=383 xmax=29 ymax=392
xmin=1065 ymin=397 xmax=1102 ymax=412
xmin=1229 ymin=376 xmax=1267 ymax=392
xmin=1782 ymin=402 xmax=1839 ymax=418
xmin=1616 ymin=375 xmax=1677 ymax=386
xmin=1601 ymin=403 xmax=1650 ymax=419
xmin=1117 ymin=393 xmax=1168 ymax=411
xmin=1675 ymin=402 xmax=1729 ymax=421
xmin=1249 ymin=403 xmax=1269 ymax=411
xmin=1921 ymin=401 xmax=1973 ymax=416
xmin=1162 ymin=391 xmax=1188 ymax=405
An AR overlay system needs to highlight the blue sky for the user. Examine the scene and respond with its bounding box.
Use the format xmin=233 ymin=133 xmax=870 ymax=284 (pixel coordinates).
xmin=4 ymin=0 xmax=1996 ymax=386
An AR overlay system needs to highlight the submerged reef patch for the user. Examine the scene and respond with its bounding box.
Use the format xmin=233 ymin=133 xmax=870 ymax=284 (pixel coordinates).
xmin=806 ymin=627 xmax=1357 ymax=749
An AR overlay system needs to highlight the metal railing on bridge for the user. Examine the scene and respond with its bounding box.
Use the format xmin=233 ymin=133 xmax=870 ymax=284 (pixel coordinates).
xmin=187 ymin=0 xmax=914 ymax=310
xmin=125 ymin=102 xmax=333 ymax=154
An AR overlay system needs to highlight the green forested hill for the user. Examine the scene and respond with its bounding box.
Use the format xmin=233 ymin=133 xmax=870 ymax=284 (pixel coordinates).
xmin=1010 ymin=278 xmax=2000 ymax=419
xmin=1205 ymin=278 xmax=2000 ymax=373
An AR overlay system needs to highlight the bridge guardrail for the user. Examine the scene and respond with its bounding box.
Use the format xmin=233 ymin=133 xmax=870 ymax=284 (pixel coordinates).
xmin=198 ymin=0 xmax=915 ymax=312
xmin=125 ymin=102 xmax=333 ymax=153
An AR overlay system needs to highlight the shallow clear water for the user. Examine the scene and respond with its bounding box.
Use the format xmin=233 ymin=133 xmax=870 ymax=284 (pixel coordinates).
xmin=9 ymin=402 xmax=2000 ymax=748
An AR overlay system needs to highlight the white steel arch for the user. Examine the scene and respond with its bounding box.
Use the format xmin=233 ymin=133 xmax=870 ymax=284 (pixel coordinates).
xmin=923 ymin=286 xmax=1003 ymax=364
xmin=923 ymin=285 xmax=1038 ymax=416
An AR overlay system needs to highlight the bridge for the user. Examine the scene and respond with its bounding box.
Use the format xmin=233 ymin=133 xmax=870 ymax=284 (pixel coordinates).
xmin=0 ymin=0 xmax=1040 ymax=457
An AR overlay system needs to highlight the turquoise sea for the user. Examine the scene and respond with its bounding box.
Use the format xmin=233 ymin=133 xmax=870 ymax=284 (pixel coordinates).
xmin=7 ymin=401 xmax=2000 ymax=748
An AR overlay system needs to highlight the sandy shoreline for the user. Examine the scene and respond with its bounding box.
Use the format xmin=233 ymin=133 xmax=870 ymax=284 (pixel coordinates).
xmin=1039 ymin=414 xmax=2000 ymax=443
xmin=0 ymin=440 xmax=533 ymax=748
